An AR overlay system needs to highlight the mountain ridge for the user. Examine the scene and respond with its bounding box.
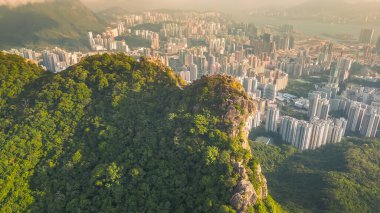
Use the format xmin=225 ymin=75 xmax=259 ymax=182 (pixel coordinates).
xmin=0 ymin=53 xmax=283 ymax=212
xmin=0 ymin=0 xmax=105 ymax=50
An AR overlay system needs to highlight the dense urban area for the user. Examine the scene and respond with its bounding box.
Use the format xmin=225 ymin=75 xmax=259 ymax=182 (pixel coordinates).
xmin=4 ymin=11 xmax=380 ymax=149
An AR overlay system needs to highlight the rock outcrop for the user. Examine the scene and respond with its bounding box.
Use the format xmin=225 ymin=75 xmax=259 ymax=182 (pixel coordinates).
xmin=230 ymin=162 xmax=258 ymax=212
xmin=187 ymin=74 xmax=269 ymax=212
xmin=214 ymin=77 xmax=268 ymax=212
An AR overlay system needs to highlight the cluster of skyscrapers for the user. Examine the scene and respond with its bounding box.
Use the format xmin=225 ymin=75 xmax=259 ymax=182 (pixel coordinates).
xmin=8 ymin=48 xmax=37 ymax=61
xmin=262 ymin=73 xmax=379 ymax=151
xmin=279 ymin=116 xmax=347 ymax=151
xmin=328 ymin=86 xmax=380 ymax=138
xmin=264 ymin=103 xmax=347 ymax=151
xmin=88 ymin=31 xmax=130 ymax=52
xmin=308 ymin=91 xmax=331 ymax=120
xmin=329 ymin=57 xmax=353 ymax=84
xmin=7 ymin=47 xmax=84 ymax=73
xmin=346 ymin=102 xmax=380 ymax=138
xmin=240 ymin=69 xmax=288 ymax=100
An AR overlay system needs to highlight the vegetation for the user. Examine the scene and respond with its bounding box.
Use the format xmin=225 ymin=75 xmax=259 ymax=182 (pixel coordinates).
xmin=131 ymin=23 xmax=162 ymax=32
xmin=346 ymin=62 xmax=380 ymax=88
xmin=96 ymin=7 xmax=128 ymax=22
xmin=347 ymin=79 xmax=380 ymax=89
xmin=282 ymin=74 xmax=328 ymax=98
xmin=0 ymin=0 xmax=105 ymax=50
xmin=0 ymin=53 xmax=282 ymax=212
xmin=117 ymin=35 xmax=152 ymax=48
xmin=251 ymin=138 xmax=380 ymax=213
xmin=280 ymin=105 xmax=308 ymax=121
xmin=188 ymin=38 xmax=208 ymax=47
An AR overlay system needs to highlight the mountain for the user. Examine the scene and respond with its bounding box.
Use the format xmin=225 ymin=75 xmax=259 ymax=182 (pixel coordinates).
xmin=96 ymin=6 xmax=129 ymax=22
xmin=0 ymin=0 xmax=105 ymax=50
xmin=286 ymin=0 xmax=380 ymax=25
xmin=0 ymin=52 xmax=283 ymax=212
xmin=251 ymin=138 xmax=380 ymax=212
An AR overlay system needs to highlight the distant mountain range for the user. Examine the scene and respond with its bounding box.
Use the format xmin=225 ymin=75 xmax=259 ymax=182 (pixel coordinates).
xmin=289 ymin=0 xmax=380 ymax=14
xmin=288 ymin=0 xmax=380 ymax=24
xmin=250 ymin=0 xmax=380 ymax=26
xmin=0 ymin=0 xmax=105 ymax=50
xmin=96 ymin=6 xmax=129 ymax=22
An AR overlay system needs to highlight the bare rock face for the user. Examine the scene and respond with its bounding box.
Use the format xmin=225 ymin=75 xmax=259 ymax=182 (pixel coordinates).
xmin=230 ymin=180 xmax=258 ymax=212
xmin=230 ymin=163 xmax=258 ymax=212
xmin=226 ymin=97 xmax=269 ymax=212
xmin=224 ymin=96 xmax=257 ymax=139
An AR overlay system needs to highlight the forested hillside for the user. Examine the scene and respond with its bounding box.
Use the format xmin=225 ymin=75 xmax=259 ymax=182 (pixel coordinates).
xmin=0 ymin=52 xmax=282 ymax=212
xmin=0 ymin=0 xmax=105 ymax=50
xmin=251 ymin=138 xmax=380 ymax=213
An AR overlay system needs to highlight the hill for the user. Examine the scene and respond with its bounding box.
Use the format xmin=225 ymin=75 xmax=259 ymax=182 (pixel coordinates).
xmin=96 ymin=6 xmax=129 ymax=22
xmin=287 ymin=0 xmax=380 ymax=25
xmin=0 ymin=52 xmax=283 ymax=212
xmin=0 ymin=0 xmax=105 ymax=50
xmin=251 ymin=138 xmax=380 ymax=212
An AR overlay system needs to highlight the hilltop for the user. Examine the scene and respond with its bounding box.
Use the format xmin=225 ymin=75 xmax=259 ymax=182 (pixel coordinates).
xmin=0 ymin=0 xmax=105 ymax=50
xmin=0 ymin=53 xmax=283 ymax=212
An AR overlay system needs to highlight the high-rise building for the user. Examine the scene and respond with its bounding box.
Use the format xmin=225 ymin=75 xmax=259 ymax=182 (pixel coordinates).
xmin=319 ymin=84 xmax=339 ymax=100
xmin=334 ymin=117 xmax=348 ymax=135
xmin=247 ymin=112 xmax=262 ymax=130
xmin=359 ymin=108 xmax=380 ymax=138
xmin=252 ymin=77 xmax=258 ymax=92
xmin=42 ymin=50 xmax=61 ymax=73
xmin=326 ymin=118 xmax=346 ymax=144
xmin=309 ymin=119 xmax=329 ymax=149
xmin=20 ymin=48 xmax=37 ymax=60
xmin=294 ymin=121 xmax=313 ymax=151
xmin=263 ymin=83 xmax=277 ymax=101
xmin=280 ymin=116 xmax=298 ymax=144
xmin=359 ymin=28 xmax=374 ymax=44
xmin=151 ymin=33 xmax=160 ymax=50
xmin=265 ymin=107 xmax=279 ymax=133
xmin=330 ymin=58 xmax=352 ymax=84
xmin=190 ymin=64 xmax=198 ymax=81
xmin=279 ymin=116 xmax=347 ymax=151
xmin=308 ymin=92 xmax=321 ymax=119
xmin=316 ymin=98 xmax=330 ymax=120
xmin=347 ymin=102 xmax=367 ymax=132
xmin=243 ymin=77 xmax=253 ymax=93
xmin=376 ymin=37 xmax=380 ymax=54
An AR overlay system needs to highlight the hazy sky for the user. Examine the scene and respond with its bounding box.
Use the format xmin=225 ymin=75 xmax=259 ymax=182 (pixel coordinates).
xmin=82 ymin=0 xmax=306 ymax=11
xmin=81 ymin=0 xmax=380 ymax=13
xmin=1 ymin=0 xmax=380 ymax=11
xmin=0 ymin=0 xmax=46 ymax=7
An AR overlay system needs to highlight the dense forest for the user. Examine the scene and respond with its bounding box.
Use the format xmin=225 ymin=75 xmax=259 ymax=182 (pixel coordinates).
xmin=251 ymin=138 xmax=380 ymax=213
xmin=0 ymin=52 xmax=282 ymax=212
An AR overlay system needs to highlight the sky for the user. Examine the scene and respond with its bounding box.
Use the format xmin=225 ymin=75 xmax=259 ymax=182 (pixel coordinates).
xmin=1 ymin=0 xmax=380 ymax=11
xmin=0 ymin=0 xmax=46 ymax=7
xmin=81 ymin=0 xmax=306 ymax=11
